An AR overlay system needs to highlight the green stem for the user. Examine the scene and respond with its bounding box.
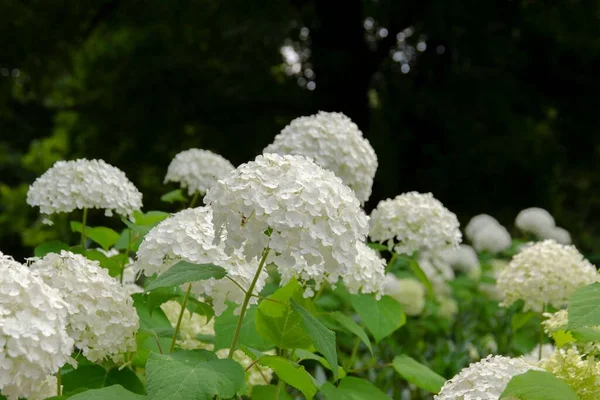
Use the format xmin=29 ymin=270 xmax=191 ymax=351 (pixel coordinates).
xmin=120 ymin=230 xmax=133 ymax=284
xmin=80 ymin=208 xmax=88 ymax=248
xmin=189 ymin=191 xmax=200 ymax=208
xmin=170 ymin=284 xmax=193 ymax=352
xmin=228 ymin=247 xmax=270 ymax=358
xmin=386 ymin=252 xmax=398 ymax=272
xmin=346 ymin=338 xmax=361 ymax=370
xmin=275 ymin=377 xmax=285 ymax=399
xmin=313 ymin=282 xmax=328 ymax=301
xmin=56 ymin=369 xmax=62 ymax=396
xmin=538 ymin=304 xmax=546 ymax=361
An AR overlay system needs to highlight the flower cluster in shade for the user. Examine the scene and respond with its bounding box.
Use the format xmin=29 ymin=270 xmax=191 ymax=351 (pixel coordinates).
xmin=383 ymin=274 xmax=425 ymax=316
xmin=28 ymin=251 xmax=139 ymax=362
xmin=515 ymin=207 xmax=571 ymax=244
xmin=369 ymin=192 xmax=461 ymax=256
xmin=204 ymin=153 xmax=371 ymax=295
xmin=434 ymin=355 xmax=540 ymax=400
xmin=465 ymin=214 xmax=511 ymax=253
xmin=26 ymin=159 xmax=142 ymax=224
xmin=446 ymin=244 xmax=481 ymax=278
xmin=0 ymin=253 xmax=74 ymax=400
xmin=264 ymin=111 xmax=378 ymax=204
xmin=164 ymin=149 xmax=235 ymax=196
xmin=134 ymin=206 xmax=266 ymax=316
xmin=541 ymin=348 xmax=600 ymax=400
xmin=160 ymin=300 xmax=274 ymax=390
xmin=497 ymin=240 xmax=598 ymax=311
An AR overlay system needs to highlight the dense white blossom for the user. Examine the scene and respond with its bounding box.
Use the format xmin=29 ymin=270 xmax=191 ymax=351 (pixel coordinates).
xmin=343 ymin=243 xmax=386 ymax=297
xmin=0 ymin=253 xmax=73 ymax=400
xmin=497 ymin=240 xmax=598 ymax=311
xmin=26 ymin=159 xmax=142 ymax=224
xmin=164 ymin=149 xmax=235 ymax=195
xmin=383 ymin=274 xmax=425 ymax=316
xmin=471 ymin=222 xmax=512 ymax=254
xmin=515 ymin=207 xmax=555 ymax=236
xmin=369 ymin=192 xmax=461 ymax=256
xmin=447 ymin=244 xmax=480 ymax=277
xmin=264 ymin=111 xmax=377 ymax=203
xmin=204 ymin=153 xmax=369 ymax=293
xmin=435 ymin=355 xmax=539 ymax=400
xmin=465 ymin=214 xmax=499 ymax=241
xmin=541 ymin=348 xmax=600 ymax=400
xmin=134 ymin=207 xmax=265 ymax=315
xmin=28 ymin=251 xmax=138 ymax=362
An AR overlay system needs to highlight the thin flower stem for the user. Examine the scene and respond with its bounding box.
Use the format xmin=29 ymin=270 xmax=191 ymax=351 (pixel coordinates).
xmin=538 ymin=304 xmax=546 ymax=361
xmin=345 ymin=337 xmax=361 ymax=370
xmin=56 ymin=369 xmax=62 ymax=396
xmin=189 ymin=192 xmax=200 ymax=208
xmin=386 ymin=252 xmax=398 ymax=272
xmin=170 ymin=283 xmax=193 ymax=352
xmin=313 ymin=282 xmax=328 ymax=301
xmin=80 ymin=207 xmax=88 ymax=248
xmin=226 ymin=276 xmax=247 ymax=294
xmin=228 ymin=247 xmax=270 ymax=358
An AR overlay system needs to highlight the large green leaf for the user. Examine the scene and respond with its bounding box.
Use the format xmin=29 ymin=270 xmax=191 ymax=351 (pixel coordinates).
xmin=406 ymin=259 xmax=434 ymax=298
xmin=132 ymin=211 xmax=170 ymax=226
xmin=71 ymin=222 xmax=120 ymax=250
xmin=252 ymin=385 xmax=293 ymax=400
xmin=499 ymin=370 xmax=579 ymax=400
xmin=62 ymin=365 xmax=107 ymax=394
xmin=145 ymin=261 xmax=227 ymax=291
xmin=146 ymin=351 xmax=245 ymax=400
xmin=214 ymin=304 xmax=274 ymax=351
xmin=392 ymin=355 xmax=446 ymax=393
xmin=567 ymin=283 xmax=600 ymax=330
xmin=294 ymin=349 xmax=346 ymax=379
xmin=511 ymin=311 xmax=538 ymax=333
xmin=291 ymin=299 xmax=338 ymax=380
xmin=68 ymin=385 xmax=147 ymax=400
xmin=351 ymin=294 xmax=406 ymax=342
xmin=161 ymin=189 xmax=187 ymax=204
xmin=330 ymin=311 xmax=373 ymax=355
xmin=258 ymin=355 xmax=317 ymax=400
xmin=320 ymin=377 xmax=390 ymax=400
xmin=105 ymin=367 xmax=147 ymax=395
xmin=34 ymin=240 xmax=69 ymax=257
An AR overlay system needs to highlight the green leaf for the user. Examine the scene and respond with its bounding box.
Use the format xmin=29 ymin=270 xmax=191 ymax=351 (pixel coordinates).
xmin=145 ymin=261 xmax=227 ymax=292
xmin=68 ymin=385 xmax=147 ymax=400
xmin=132 ymin=211 xmax=170 ymax=226
xmin=258 ymin=355 xmax=317 ymax=400
xmin=252 ymin=385 xmax=293 ymax=400
xmin=133 ymin=294 xmax=173 ymax=331
xmin=291 ymin=299 xmax=338 ymax=380
xmin=512 ymin=312 xmax=538 ymax=333
xmin=255 ymin=280 xmax=312 ymax=349
xmin=568 ymin=283 xmax=600 ymax=330
xmin=161 ymin=189 xmax=187 ymax=203
xmin=214 ymin=304 xmax=274 ymax=351
xmin=320 ymin=377 xmax=390 ymax=400
xmin=146 ymin=286 xmax=181 ymax=316
xmin=186 ymin=297 xmax=215 ymax=322
xmin=34 ymin=240 xmax=69 ymax=257
xmin=105 ymin=367 xmax=147 ymax=395
xmin=62 ymin=365 xmax=107 ymax=394
xmin=71 ymin=222 xmax=120 ymax=250
xmin=84 ymin=249 xmax=122 ymax=277
xmin=330 ymin=311 xmax=373 ymax=355
xmin=351 ymin=294 xmax=406 ymax=342
xmin=570 ymin=327 xmax=600 ymax=342
xmin=500 ymin=370 xmax=580 ymax=400
xmin=392 ymin=355 xmax=446 ymax=393
xmin=146 ymin=351 xmax=245 ymax=400
xmin=407 ymin=259 xmax=434 ymax=298
xmin=121 ymin=218 xmax=153 ymax=236
xmin=294 ymin=349 xmax=346 ymax=379
xmin=367 ymin=242 xmax=388 ymax=251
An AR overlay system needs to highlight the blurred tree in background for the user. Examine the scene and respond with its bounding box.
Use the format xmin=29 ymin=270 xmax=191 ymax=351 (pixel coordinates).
xmin=1 ymin=0 xmax=599 ymax=259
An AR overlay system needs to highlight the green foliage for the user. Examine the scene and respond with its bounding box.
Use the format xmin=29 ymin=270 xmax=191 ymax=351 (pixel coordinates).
xmin=351 ymin=294 xmax=406 ymax=342
xmin=214 ymin=304 xmax=274 ymax=351
xmin=392 ymin=355 xmax=446 ymax=393
xmin=258 ymin=355 xmax=317 ymax=399
xmin=144 ymin=261 xmax=227 ymax=292
xmin=330 ymin=311 xmax=373 ymax=355
xmin=568 ymin=283 xmax=600 ymax=330
xmin=320 ymin=377 xmax=390 ymax=400
xmin=160 ymin=189 xmax=187 ymax=204
xmin=500 ymin=370 xmax=580 ymax=400
xmin=68 ymin=385 xmax=147 ymax=400
xmin=34 ymin=240 xmax=69 ymax=257
xmin=70 ymin=221 xmax=120 ymax=250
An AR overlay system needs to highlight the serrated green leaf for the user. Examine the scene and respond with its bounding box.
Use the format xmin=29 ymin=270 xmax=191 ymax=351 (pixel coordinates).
xmin=146 ymin=286 xmax=181 ymax=316
xmin=68 ymin=385 xmax=147 ymax=400
xmin=34 ymin=240 xmax=69 ymax=257
xmin=393 ymin=355 xmax=446 ymax=393
xmin=258 ymin=355 xmax=317 ymax=399
xmin=105 ymin=367 xmax=146 ymax=395
xmin=407 ymin=259 xmax=434 ymax=298
xmin=71 ymin=222 xmax=120 ymax=250
xmin=62 ymin=365 xmax=107 ymax=394
xmin=320 ymin=377 xmax=390 ymax=400
xmin=294 ymin=349 xmax=346 ymax=379
xmin=145 ymin=261 xmax=227 ymax=292
xmin=330 ymin=311 xmax=373 ymax=355
xmin=351 ymin=294 xmax=406 ymax=342
xmin=252 ymin=385 xmax=293 ymax=399
xmin=214 ymin=304 xmax=274 ymax=351
xmin=161 ymin=189 xmax=187 ymax=204
xmin=499 ymin=370 xmax=579 ymax=400
xmin=568 ymin=283 xmax=600 ymax=330
xmin=132 ymin=211 xmax=170 ymax=226
xmin=185 ymin=297 xmax=215 ymax=322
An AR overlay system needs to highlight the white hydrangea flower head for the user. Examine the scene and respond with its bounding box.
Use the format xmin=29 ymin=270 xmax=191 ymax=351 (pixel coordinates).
xmin=383 ymin=274 xmax=425 ymax=316
xmin=515 ymin=207 xmax=555 ymax=236
xmin=541 ymin=226 xmax=572 ymax=245
xmin=446 ymin=244 xmax=481 ymax=278
xmin=471 ymin=223 xmax=512 ymax=253
xmin=540 ymin=348 xmax=600 ymax=400
xmin=369 ymin=192 xmax=461 ymax=256
xmin=0 ymin=253 xmax=73 ymax=400
xmin=161 ymin=300 xmax=215 ymax=350
xmin=418 ymin=253 xmax=454 ymax=297
xmin=465 ymin=214 xmax=499 ymax=241
xmin=264 ymin=111 xmax=378 ymax=204
xmin=204 ymin=153 xmax=370 ymax=293
xmin=343 ymin=243 xmax=386 ymax=297
xmin=542 ymin=310 xmax=569 ymax=335
xmin=164 ymin=149 xmax=235 ymax=196
xmin=435 ymin=355 xmax=540 ymax=400
xmin=26 ymin=159 xmax=142 ymax=224
xmin=28 ymin=251 xmax=139 ymax=362
xmin=28 ymin=375 xmax=58 ymax=400
xmin=521 ymin=344 xmax=556 ymax=365
xmin=134 ymin=206 xmax=265 ymax=315
xmin=497 ymin=240 xmax=598 ymax=311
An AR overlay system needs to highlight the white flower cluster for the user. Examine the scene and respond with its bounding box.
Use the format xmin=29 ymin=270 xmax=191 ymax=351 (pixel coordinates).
xmin=26 ymin=159 xmax=142 ymax=224
xmin=540 ymin=348 xmax=600 ymax=400
xmin=264 ymin=111 xmax=378 ymax=204
xmin=465 ymin=214 xmax=511 ymax=253
xmin=342 ymin=243 xmax=386 ymax=297
xmin=164 ymin=149 xmax=235 ymax=196
xmin=134 ymin=207 xmax=265 ymax=315
xmin=204 ymin=153 xmax=370 ymax=293
xmin=497 ymin=240 xmax=598 ymax=311
xmin=542 ymin=310 xmax=600 ymax=355
xmin=369 ymin=192 xmax=461 ymax=256
xmin=418 ymin=253 xmax=454 ymax=297
xmin=446 ymin=244 xmax=481 ymax=278
xmin=435 ymin=355 xmax=539 ymax=400
xmin=28 ymin=251 xmax=139 ymax=362
xmin=515 ymin=207 xmax=571 ymax=244
xmin=0 ymin=253 xmax=73 ymax=400
xmin=383 ymin=274 xmax=425 ymax=316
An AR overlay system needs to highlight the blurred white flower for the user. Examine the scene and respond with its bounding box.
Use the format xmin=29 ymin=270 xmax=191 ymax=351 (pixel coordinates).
xmin=465 ymin=214 xmax=499 ymax=241
xmin=28 ymin=251 xmax=138 ymax=362
xmin=419 ymin=253 xmax=454 ymax=297
xmin=0 ymin=253 xmax=73 ymax=400
xmin=264 ymin=111 xmax=378 ymax=204
xmin=446 ymin=244 xmax=480 ymax=278
xmin=369 ymin=192 xmax=461 ymax=256
xmin=26 ymin=159 xmax=142 ymax=224
xmin=515 ymin=207 xmax=555 ymax=237
xmin=134 ymin=206 xmax=265 ymax=316
xmin=437 ymin=296 xmax=458 ymax=319
xmin=521 ymin=343 xmax=556 ymax=364
xmin=383 ymin=274 xmax=425 ymax=316
xmin=540 ymin=226 xmax=572 ymax=245
xmin=164 ymin=149 xmax=235 ymax=196
xmin=204 ymin=153 xmax=369 ymax=294
xmin=343 ymin=242 xmax=386 ymax=297
xmin=471 ymin=222 xmax=512 ymax=254
xmin=497 ymin=240 xmax=598 ymax=311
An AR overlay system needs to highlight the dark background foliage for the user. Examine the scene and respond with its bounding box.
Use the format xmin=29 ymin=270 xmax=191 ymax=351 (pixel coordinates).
xmin=1 ymin=0 xmax=599 ymax=259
